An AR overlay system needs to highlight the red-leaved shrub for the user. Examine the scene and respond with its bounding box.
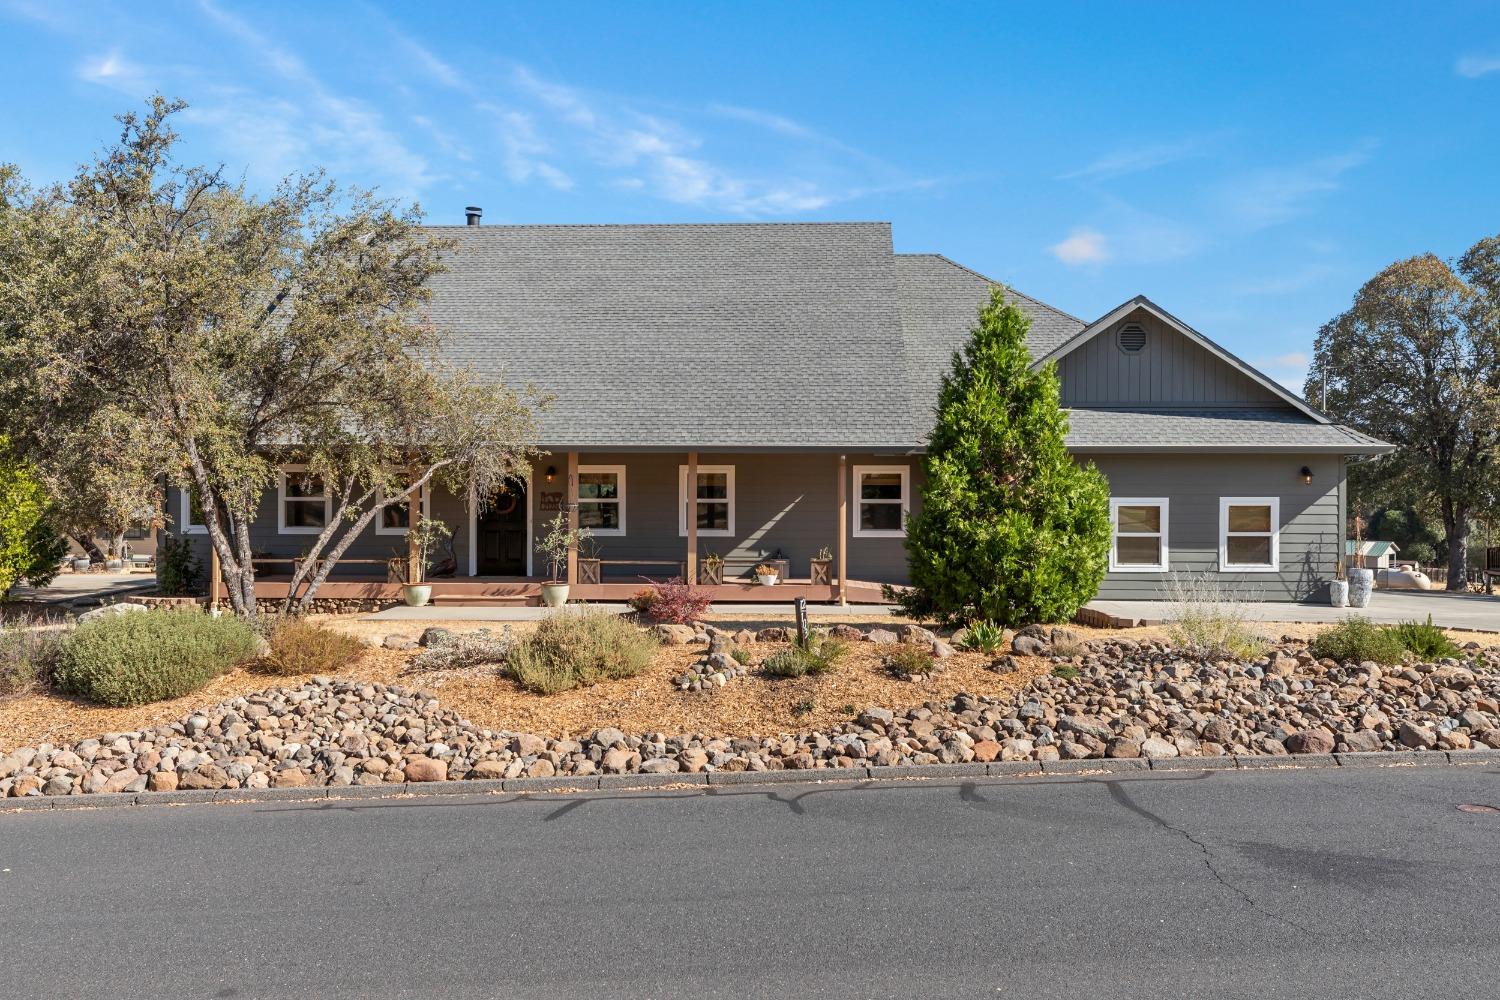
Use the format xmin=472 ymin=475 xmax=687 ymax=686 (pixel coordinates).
xmin=634 ymin=577 xmax=712 ymax=624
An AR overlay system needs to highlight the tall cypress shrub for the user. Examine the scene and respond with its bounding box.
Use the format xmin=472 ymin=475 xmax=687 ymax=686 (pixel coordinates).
xmin=898 ymin=288 xmax=1110 ymax=626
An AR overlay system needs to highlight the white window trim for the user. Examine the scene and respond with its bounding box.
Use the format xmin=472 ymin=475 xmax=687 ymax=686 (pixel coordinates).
xmin=577 ymin=465 xmax=627 ymax=537
xmin=678 ymin=465 xmax=735 ymax=537
xmin=852 ymin=465 xmax=910 ymax=539
xmin=180 ymin=487 xmax=208 ymax=535
xmin=1220 ymin=496 xmax=1281 ymax=573
xmin=277 ymin=467 xmax=332 ymax=536
xmin=374 ymin=484 xmax=431 ymax=536
xmin=1109 ymin=497 xmax=1169 ymax=573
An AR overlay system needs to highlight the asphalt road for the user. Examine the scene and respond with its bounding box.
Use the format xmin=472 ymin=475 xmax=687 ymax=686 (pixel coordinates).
xmin=3 ymin=766 xmax=1498 ymax=999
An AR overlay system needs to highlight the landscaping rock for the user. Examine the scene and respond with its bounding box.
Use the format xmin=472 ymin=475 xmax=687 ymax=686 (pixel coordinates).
xmin=1011 ymin=634 xmax=1048 ymax=657
xmin=403 ymin=757 xmax=446 ymax=782
xmin=77 ymin=602 xmax=150 ymax=624
xmin=418 ymin=627 xmax=456 ymax=648
xmin=865 ymin=628 xmax=898 ymax=645
xmin=383 ymin=635 xmax=418 ymax=651
xmin=1285 ymin=728 xmax=1335 ymax=755
xmin=653 ymin=624 xmax=696 ymax=645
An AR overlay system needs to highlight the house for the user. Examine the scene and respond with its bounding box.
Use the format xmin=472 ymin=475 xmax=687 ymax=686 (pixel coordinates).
xmin=1345 ymin=539 xmax=1401 ymax=570
xmin=163 ymin=218 xmax=1393 ymax=606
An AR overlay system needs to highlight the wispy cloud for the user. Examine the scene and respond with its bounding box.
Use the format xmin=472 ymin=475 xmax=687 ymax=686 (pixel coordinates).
xmin=1254 ymin=350 xmax=1310 ymax=391
xmin=1049 ymin=228 xmax=1109 ymax=265
xmin=1456 ymin=52 xmax=1500 ymax=78
xmin=76 ymin=49 xmax=151 ymax=95
xmin=1217 ymin=142 xmax=1374 ymax=230
xmin=1060 ymin=135 xmax=1219 ymax=182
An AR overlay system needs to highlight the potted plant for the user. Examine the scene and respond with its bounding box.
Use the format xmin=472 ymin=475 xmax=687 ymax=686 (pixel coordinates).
xmin=402 ymin=516 xmax=451 ymax=608
xmin=754 ymin=563 xmax=780 ymax=586
xmin=537 ymin=510 xmax=590 ymax=608
xmin=809 ymin=545 xmax=833 ymax=586
xmin=699 ymin=550 xmax=724 ymax=586
xmin=71 ymin=556 xmax=91 ymax=573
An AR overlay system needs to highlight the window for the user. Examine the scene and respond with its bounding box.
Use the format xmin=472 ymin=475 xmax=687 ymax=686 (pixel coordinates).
xmin=577 ymin=465 xmax=626 ymax=536
xmin=374 ymin=485 xmax=430 ymax=536
xmin=124 ymin=524 xmax=151 ymax=540
xmin=853 ymin=465 xmax=909 ymax=538
xmin=678 ymin=465 xmax=735 ymax=537
xmin=278 ymin=469 xmax=330 ymax=534
xmin=180 ymin=487 xmax=208 ymax=535
xmin=1109 ymin=498 xmax=1169 ymax=572
xmin=1220 ymin=497 xmax=1279 ymax=572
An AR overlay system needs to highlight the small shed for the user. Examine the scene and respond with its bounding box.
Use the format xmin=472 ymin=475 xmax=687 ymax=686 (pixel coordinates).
xmin=1346 ymin=539 xmax=1401 ymax=569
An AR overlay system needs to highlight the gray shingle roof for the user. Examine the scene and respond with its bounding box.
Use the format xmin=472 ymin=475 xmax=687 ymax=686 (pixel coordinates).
xmin=423 ymin=222 xmax=917 ymax=449
xmin=1064 ymin=408 xmax=1395 ymax=453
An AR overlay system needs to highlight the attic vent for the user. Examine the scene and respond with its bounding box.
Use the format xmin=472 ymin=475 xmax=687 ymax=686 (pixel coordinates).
xmin=1117 ymin=322 xmax=1147 ymax=354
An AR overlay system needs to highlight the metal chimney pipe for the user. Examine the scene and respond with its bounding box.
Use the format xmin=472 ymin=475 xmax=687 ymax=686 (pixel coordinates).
xmin=464 ymin=206 xmax=482 ymax=226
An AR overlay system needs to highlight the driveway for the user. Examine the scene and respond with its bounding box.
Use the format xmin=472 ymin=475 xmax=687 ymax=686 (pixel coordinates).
xmin=1088 ymin=588 xmax=1500 ymax=631
xmin=7 ymin=572 xmax=154 ymax=608
xmin=2 ymin=766 xmax=1497 ymax=998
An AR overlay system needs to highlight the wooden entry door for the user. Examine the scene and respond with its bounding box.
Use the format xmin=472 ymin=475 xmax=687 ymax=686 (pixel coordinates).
xmin=477 ymin=482 xmax=528 ymax=576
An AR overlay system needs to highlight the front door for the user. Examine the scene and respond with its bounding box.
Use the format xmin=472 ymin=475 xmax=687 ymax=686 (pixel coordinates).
xmin=476 ymin=481 xmax=528 ymax=576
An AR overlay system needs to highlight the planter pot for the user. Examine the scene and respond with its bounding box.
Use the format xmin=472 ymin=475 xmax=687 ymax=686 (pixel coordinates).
xmin=756 ymin=574 xmax=779 ymax=587
xmin=402 ymin=584 xmax=432 ymax=608
xmin=699 ymin=562 xmax=724 ymax=586
xmin=809 ymin=559 xmax=832 ymax=586
xmin=541 ymin=582 xmax=570 ymax=608
xmin=105 ymin=558 xmax=124 ymax=571
xmin=1348 ymin=568 xmax=1374 ymax=609
xmin=1328 ymin=579 xmax=1349 ymax=608
xmin=578 ymin=558 xmax=602 ymax=586
xmin=72 ymin=558 xmax=91 ymax=573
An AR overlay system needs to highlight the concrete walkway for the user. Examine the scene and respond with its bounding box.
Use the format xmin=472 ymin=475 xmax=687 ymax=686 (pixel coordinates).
xmin=362 ymin=602 xmax=901 ymax=622
xmin=1087 ymin=588 xmax=1500 ymax=631
xmin=9 ymin=572 xmax=155 ymax=608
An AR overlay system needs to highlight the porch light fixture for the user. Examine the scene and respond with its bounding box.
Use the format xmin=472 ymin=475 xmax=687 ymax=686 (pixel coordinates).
xmin=545 ymin=465 xmax=557 ymax=483
xmin=1300 ymin=466 xmax=1313 ymax=485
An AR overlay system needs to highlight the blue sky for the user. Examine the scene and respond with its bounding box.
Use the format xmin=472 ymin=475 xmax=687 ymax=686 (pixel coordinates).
xmin=3 ymin=1 xmax=1498 ymax=390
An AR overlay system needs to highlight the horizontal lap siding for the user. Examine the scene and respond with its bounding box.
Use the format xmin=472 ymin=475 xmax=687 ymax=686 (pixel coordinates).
xmin=545 ymin=453 xmax=920 ymax=585
xmin=1084 ymin=453 xmax=1341 ymax=601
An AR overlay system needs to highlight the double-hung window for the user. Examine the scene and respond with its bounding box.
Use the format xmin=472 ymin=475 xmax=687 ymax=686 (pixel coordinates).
xmin=278 ymin=469 xmax=330 ymax=534
xmin=1109 ymin=498 xmax=1169 ymax=572
xmin=1220 ymin=497 xmax=1279 ymax=572
xmin=852 ymin=466 xmax=909 ymax=538
xmin=180 ymin=487 xmax=209 ymax=535
xmin=577 ymin=466 xmax=626 ymax=536
xmin=678 ymin=465 xmax=734 ymax=537
xmin=375 ymin=485 xmax=431 ymax=536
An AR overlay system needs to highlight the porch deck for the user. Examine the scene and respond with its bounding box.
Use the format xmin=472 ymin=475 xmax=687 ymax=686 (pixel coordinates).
xmin=251 ymin=575 xmax=892 ymax=607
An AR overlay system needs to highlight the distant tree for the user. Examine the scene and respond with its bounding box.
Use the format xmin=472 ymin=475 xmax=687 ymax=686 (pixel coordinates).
xmin=0 ymin=97 xmax=539 ymax=616
xmin=0 ymin=441 xmax=69 ymax=597
xmin=895 ymin=287 xmax=1111 ymax=626
xmin=1307 ymin=238 xmax=1500 ymax=590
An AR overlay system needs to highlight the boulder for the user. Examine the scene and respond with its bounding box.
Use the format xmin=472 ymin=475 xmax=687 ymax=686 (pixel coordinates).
xmin=418 ymin=627 xmax=456 ymax=648
xmin=653 ymin=624 xmax=696 ymax=645
xmin=403 ymin=757 xmax=447 ymax=782
xmin=1397 ymin=721 xmax=1437 ymax=750
xmin=1011 ymin=634 xmax=1049 ymax=657
xmin=1285 ymin=728 xmax=1335 ymax=755
xmin=78 ymin=602 xmax=150 ymax=624
xmin=865 ymin=628 xmax=898 ymax=645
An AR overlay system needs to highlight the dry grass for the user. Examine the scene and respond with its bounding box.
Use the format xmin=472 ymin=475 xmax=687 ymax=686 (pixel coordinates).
xmin=2 ymin=610 xmax=1495 ymax=753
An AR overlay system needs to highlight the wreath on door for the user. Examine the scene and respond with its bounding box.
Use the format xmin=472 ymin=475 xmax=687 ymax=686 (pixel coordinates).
xmin=488 ymin=491 xmax=518 ymax=516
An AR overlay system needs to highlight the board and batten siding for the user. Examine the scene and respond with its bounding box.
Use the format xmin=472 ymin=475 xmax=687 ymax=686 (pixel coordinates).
xmin=532 ymin=453 xmax=919 ymax=585
xmin=1085 ymin=453 xmax=1341 ymax=601
xmin=1057 ymin=311 xmax=1283 ymax=408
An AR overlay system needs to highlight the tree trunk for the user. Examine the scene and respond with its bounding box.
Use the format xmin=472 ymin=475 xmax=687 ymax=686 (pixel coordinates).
xmin=107 ymin=531 xmax=126 ymax=561
xmin=71 ymin=534 xmax=105 ymax=563
xmin=1446 ymin=504 xmax=1469 ymax=592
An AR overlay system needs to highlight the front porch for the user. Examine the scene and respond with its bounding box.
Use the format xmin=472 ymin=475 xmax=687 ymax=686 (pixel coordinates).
xmin=248 ymin=575 xmax=892 ymax=607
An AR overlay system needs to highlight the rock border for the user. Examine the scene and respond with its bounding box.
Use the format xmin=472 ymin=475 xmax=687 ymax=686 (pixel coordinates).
xmin=4 ymin=747 xmax=1497 ymax=813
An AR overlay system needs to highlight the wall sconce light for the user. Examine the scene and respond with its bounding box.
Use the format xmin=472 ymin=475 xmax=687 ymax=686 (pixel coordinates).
xmin=1300 ymin=466 xmax=1313 ymax=485
xmin=545 ymin=465 xmax=557 ymax=483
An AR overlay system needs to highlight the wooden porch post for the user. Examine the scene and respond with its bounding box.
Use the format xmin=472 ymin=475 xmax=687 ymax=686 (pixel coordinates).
xmin=209 ymin=543 xmax=222 ymax=609
xmin=686 ymin=451 xmax=699 ymax=588
xmin=836 ymin=454 xmax=848 ymax=605
xmin=566 ymin=451 xmax=579 ymax=585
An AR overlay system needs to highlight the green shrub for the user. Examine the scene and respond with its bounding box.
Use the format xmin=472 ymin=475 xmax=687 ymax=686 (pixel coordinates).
xmin=260 ymin=617 xmax=365 ymax=676
xmin=507 ymin=609 xmax=657 ymax=695
xmin=0 ymin=617 xmax=63 ymax=697
xmin=54 ymin=608 xmax=259 ymax=706
xmin=885 ymin=645 xmax=934 ymax=677
xmin=1052 ymin=664 xmax=1080 ymax=680
xmin=955 ymin=619 xmax=1005 ymax=654
xmin=730 ymin=647 xmax=752 ymax=666
xmin=1309 ymin=617 xmax=1408 ymax=665
xmin=155 ymin=534 xmax=202 ymax=597
xmin=0 ymin=443 xmax=69 ymax=598
xmin=1390 ymin=615 xmax=1461 ymax=661
xmin=792 ymin=698 xmax=816 ymax=718
xmin=763 ymin=634 xmax=847 ymax=678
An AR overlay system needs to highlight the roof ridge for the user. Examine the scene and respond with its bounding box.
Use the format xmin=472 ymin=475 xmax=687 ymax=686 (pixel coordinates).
xmin=423 ymin=220 xmax=894 ymax=230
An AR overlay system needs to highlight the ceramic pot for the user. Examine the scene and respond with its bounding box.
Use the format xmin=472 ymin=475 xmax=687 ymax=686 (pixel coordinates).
xmin=540 ymin=582 xmax=570 ymax=608
xmin=1328 ymin=579 xmax=1348 ymax=608
xmin=403 ymin=584 xmax=433 ymax=608
xmin=1348 ymin=568 xmax=1374 ymax=609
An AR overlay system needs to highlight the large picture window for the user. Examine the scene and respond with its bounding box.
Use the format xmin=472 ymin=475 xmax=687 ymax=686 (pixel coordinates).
xmin=1109 ymin=498 xmax=1169 ymax=572
xmin=278 ymin=469 xmax=330 ymax=534
xmin=678 ymin=465 xmax=735 ymax=537
xmin=1220 ymin=497 xmax=1280 ymax=572
xmin=852 ymin=466 xmax=909 ymax=538
xmin=577 ymin=466 xmax=626 ymax=536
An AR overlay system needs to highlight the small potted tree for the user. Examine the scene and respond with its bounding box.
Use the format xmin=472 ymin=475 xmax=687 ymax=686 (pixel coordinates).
xmin=403 ymin=516 xmax=451 ymax=608
xmin=809 ymin=545 xmax=833 ymax=586
xmin=537 ymin=510 xmax=590 ymax=608
xmin=754 ymin=562 xmax=780 ymax=587
xmin=699 ymin=550 xmax=724 ymax=586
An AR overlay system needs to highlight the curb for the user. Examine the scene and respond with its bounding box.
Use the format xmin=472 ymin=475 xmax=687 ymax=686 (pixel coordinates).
xmin=3 ymin=748 xmax=1494 ymax=813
